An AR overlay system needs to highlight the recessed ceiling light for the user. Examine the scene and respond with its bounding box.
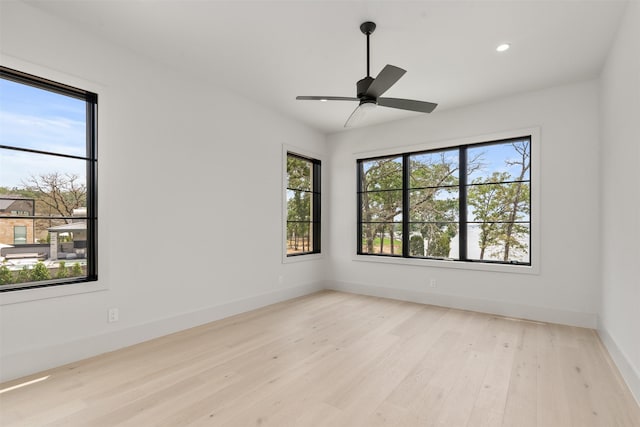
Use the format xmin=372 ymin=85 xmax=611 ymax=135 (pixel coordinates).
xmin=320 ymin=98 xmax=328 ymax=102
xmin=496 ymin=43 xmax=511 ymax=52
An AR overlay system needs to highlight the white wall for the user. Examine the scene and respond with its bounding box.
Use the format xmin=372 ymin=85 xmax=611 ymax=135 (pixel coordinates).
xmin=327 ymin=79 xmax=601 ymax=328
xmin=0 ymin=2 xmax=327 ymax=382
xmin=599 ymin=0 xmax=640 ymax=403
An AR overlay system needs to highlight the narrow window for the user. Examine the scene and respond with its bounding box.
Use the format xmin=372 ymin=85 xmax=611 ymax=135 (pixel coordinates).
xmin=0 ymin=66 xmax=98 ymax=290
xmin=286 ymin=152 xmax=320 ymax=256
xmin=466 ymin=140 xmax=531 ymax=263
xmin=408 ymin=149 xmax=460 ymax=259
xmin=358 ymin=156 xmax=403 ymax=255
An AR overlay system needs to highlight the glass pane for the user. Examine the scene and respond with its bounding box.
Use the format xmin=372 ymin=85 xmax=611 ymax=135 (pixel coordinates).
xmin=409 ymin=188 xmax=459 ymax=222
xmin=409 ymin=150 xmax=458 ymax=189
xmin=467 ymin=182 xmax=530 ymax=222
xmin=467 ymin=140 xmax=531 ymax=184
xmin=287 ymin=221 xmax=312 ymax=254
xmin=0 ymin=217 xmax=88 ymax=287
xmin=467 ymin=223 xmax=530 ymax=263
xmin=0 ymin=148 xmax=88 ymax=219
xmin=359 ymin=157 xmax=403 ymax=191
xmin=0 ymin=218 xmax=34 ymax=246
xmin=360 ymin=222 xmax=402 ymax=255
xmin=287 ymin=155 xmax=312 ymax=191
xmin=408 ymin=222 xmax=458 ymax=258
xmin=360 ymin=190 xmax=402 ymax=223
xmin=287 ymin=189 xmax=311 ymax=221
xmin=0 ymin=196 xmax=35 ymax=217
xmin=0 ymin=78 xmax=87 ymax=157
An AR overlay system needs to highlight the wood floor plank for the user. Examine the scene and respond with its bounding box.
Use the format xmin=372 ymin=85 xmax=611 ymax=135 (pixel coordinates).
xmin=501 ymin=321 xmax=539 ymax=427
xmin=466 ymin=329 xmax=518 ymax=427
xmin=535 ymin=322 xmax=572 ymax=427
xmin=1 ymin=290 xmax=638 ymax=427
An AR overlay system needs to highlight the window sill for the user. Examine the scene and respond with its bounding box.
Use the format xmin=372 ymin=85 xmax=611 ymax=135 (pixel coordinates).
xmin=0 ymin=280 xmax=108 ymax=306
xmin=353 ymin=254 xmax=539 ymax=275
xmin=283 ymin=253 xmax=324 ymax=264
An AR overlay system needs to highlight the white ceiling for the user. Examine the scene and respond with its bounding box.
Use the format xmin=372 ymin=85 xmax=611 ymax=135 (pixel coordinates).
xmin=27 ymin=0 xmax=628 ymax=134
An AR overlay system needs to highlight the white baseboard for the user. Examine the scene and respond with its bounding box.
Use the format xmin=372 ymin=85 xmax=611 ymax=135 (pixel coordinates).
xmin=325 ymin=280 xmax=598 ymax=328
xmin=0 ymin=280 xmax=604 ymax=384
xmin=0 ymin=281 xmax=323 ymax=383
xmin=597 ymin=326 xmax=640 ymax=406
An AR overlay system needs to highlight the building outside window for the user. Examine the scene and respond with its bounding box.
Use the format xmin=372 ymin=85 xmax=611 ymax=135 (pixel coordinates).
xmin=286 ymin=152 xmax=321 ymax=256
xmin=0 ymin=66 xmax=97 ymax=290
xmin=357 ymin=137 xmax=531 ymax=265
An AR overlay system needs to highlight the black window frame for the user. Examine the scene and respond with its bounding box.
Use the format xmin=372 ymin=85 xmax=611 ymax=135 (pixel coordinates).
xmin=357 ymin=136 xmax=531 ymax=266
xmin=286 ymin=152 xmax=321 ymax=257
xmin=0 ymin=66 xmax=98 ymax=291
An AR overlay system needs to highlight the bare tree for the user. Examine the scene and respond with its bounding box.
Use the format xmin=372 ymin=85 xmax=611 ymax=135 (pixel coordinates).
xmin=23 ymin=173 xmax=86 ymax=221
xmin=22 ymin=173 xmax=86 ymax=240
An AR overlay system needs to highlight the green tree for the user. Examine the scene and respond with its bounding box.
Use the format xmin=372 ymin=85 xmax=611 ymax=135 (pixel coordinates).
xmin=359 ymin=158 xmax=403 ymax=254
xmin=360 ymin=151 xmax=482 ymax=257
xmin=30 ymin=262 xmax=51 ymax=281
xmin=408 ymin=152 xmax=461 ymax=257
xmin=56 ymin=261 xmax=69 ymax=279
xmin=467 ymin=141 xmax=531 ymax=261
xmin=0 ymin=265 xmax=13 ymax=285
xmin=467 ymin=172 xmax=510 ymax=259
xmin=501 ymin=141 xmax=530 ymax=261
xmin=16 ymin=266 xmax=30 ymax=283
xmin=71 ymin=262 xmax=83 ymax=277
xmin=409 ymin=235 xmax=424 ymax=255
xmin=287 ymin=156 xmax=313 ymax=252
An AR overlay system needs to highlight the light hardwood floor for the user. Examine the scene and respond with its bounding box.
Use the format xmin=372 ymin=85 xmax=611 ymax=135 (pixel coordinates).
xmin=1 ymin=291 xmax=639 ymax=426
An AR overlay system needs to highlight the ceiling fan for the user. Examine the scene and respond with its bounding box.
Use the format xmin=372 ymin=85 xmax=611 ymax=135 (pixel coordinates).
xmin=296 ymin=21 xmax=438 ymax=128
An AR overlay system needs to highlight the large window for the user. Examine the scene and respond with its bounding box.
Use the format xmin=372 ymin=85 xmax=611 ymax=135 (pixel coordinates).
xmin=286 ymin=152 xmax=320 ymax=256
xmin=358 ymin=137 xmax=531 ymax=265
xmin=0 ymin=66 xmax=97 ymax=291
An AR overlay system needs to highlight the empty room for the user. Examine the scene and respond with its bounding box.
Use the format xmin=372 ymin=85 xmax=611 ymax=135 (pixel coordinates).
xmin=0 ymin=0 xmax=639 ymax=426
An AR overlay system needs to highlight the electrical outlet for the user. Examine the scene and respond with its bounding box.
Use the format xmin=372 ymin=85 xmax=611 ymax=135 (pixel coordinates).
xmin=429 ymin=278 xmax=437 ymax=288
xmin=108 ymin=308 xmax=119 ymax=323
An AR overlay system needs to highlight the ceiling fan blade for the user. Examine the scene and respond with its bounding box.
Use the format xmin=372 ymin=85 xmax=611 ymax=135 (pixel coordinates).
xmin=377 ymin=97 xmax=438 ymax=113
xmin=344 ymin=104 xmax=366 ymax=128
xmin=296 ymin=96 xmax=359 ymax=101
xmin=365 ymin=65 xmax=406 ymax=98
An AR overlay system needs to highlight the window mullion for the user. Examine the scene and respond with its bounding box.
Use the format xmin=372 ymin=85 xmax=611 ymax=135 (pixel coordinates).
xmin=313 ymin=161 xmax=321 ymax=253
xmin=356 ymin=161 xmax=363 ymax=254
xmin=402 ymin=154 xmax=409 ymax=258
xmin=459 ymin=146 xmax=468 ymax=261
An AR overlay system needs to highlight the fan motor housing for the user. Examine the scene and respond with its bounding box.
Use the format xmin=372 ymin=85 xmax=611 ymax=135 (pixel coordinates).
xmin=357 ymin=77 xmax=375 ymax=99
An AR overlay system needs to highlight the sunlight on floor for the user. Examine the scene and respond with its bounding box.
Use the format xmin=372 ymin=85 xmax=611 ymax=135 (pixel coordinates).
xmin=0 ymin=376 xmax=50 ymax=395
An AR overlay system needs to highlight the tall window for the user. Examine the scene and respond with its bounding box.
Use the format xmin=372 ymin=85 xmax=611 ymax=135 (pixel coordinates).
xmin=0 ymin=66 xmax=97 ymax=290
xmin=358 ymin=137 xmax=531 ymax=265
xmin=286 ymin=152 xmax=320 ymax=256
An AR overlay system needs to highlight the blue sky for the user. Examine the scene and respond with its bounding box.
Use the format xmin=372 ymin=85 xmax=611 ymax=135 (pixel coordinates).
xmin=0 ymin=78 xmax=87 ymax=189
xmin=468 ymin=141 xmax=530 ymax=182
xmin=361 ymin=141 xmax=530 ymax=183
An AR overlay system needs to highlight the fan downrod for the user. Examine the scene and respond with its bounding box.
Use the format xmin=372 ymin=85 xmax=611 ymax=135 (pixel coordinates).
xmin=360 ymin=21 xmax=376 ymax=35
xmin=360 ymin=21 xmax=376 ymax=77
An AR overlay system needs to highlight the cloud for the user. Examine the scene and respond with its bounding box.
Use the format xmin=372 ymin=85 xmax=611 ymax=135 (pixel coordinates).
xmin=0 ymin=111 xmax=86 ymax=157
